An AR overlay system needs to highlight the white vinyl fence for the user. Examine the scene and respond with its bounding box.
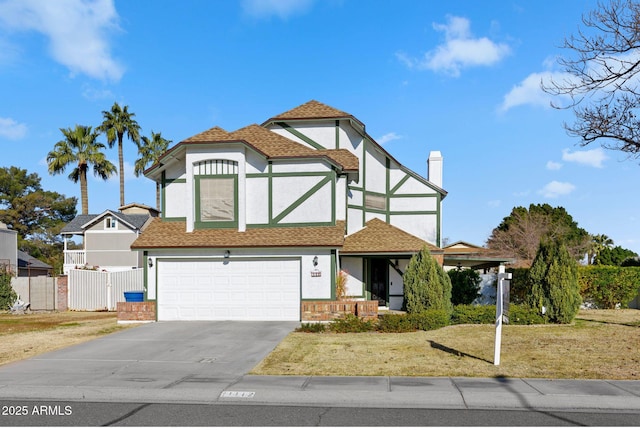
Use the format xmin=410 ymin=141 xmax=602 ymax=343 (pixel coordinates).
xmin=68 ymin=268 xmax=144 ymax=311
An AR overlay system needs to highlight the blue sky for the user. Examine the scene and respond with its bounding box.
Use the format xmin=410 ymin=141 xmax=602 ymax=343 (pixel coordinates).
xmin=1 ymin=0 xmax=639 ymax=254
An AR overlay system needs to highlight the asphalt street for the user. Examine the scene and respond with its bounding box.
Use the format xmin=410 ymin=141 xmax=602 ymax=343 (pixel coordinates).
xmin=3 ymin=401 xmax=640 ymax=427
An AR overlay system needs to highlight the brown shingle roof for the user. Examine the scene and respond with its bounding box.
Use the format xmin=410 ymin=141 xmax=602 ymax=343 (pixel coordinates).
xmin=148 ymin=124 xmax=359 ymax=175
xmin=131 ymin=219 xmax=346 ymax=249
xmin=230 ymin=124 xmax=315 ymax=158
xmin=183 ymin=126 xmax=233 ymax=142
xmin=341 ymin=218 xmax=440 ymax=254
xmin=268 ymin=100 xmax=352 ymax=121
xmin=316 ymin=149 xmax=360 ymax=171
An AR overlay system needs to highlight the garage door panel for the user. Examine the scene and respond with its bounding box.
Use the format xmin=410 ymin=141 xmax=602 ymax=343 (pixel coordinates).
xmin=157 ymin=259 xmax=301 ymax=321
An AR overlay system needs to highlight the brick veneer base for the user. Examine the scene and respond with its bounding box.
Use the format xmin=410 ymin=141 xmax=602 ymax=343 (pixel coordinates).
xmin=301 ymin=300 xmax=378 ymax=322
xmin=117 ymin=301 xmax=156 ymax=323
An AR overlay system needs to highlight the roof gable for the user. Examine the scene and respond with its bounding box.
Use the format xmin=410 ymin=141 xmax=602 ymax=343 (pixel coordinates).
xmin=183 ymin=126 xmax=233 ymax=142
xmin=62 ymin=211 xmax=151 ymax=234
xmin=342 ymin=218 xmax=440 ymax=254
xmin=146 ymin=123 xmax=359 ymax=177
xmin=267 ymin=100 xmax=353 ymax=121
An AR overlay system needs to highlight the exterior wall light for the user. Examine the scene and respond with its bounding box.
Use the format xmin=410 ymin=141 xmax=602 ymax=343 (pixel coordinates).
xmin=148 ymin=257 xmax=153 ymax=268
xmin=224 ymin=250 xmax=231 ymax=259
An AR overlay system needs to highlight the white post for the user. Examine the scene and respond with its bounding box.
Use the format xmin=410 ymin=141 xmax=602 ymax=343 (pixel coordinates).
xmin=106 ymin=272 xmax=112 ymax=311
xmin=494 ymin=264 xmax=505 ymax=366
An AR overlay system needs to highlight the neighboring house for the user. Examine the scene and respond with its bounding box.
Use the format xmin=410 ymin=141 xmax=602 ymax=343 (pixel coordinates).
xmin=0 ymin=222 xmax=17 ymax=273
xmin=443 ymin=241 xmax=514 ymax=272
xmin=132 ymin=100 xmax=449 ymax=321
xmin=61 ymin=203 xmax=158 ymax=274
xmin=17 ymin=250 xmax=52 ymax=277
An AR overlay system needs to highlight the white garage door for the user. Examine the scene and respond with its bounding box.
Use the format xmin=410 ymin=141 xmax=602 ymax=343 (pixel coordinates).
xmin=157 ymin=259 xmax=300 ymax=321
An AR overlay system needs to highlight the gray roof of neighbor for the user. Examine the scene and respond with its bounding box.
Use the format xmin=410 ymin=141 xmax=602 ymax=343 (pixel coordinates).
xmin=17 ymin=250 xmax=52 ymax=269
xmin=60 ymin=212 xmax=151 ymax=234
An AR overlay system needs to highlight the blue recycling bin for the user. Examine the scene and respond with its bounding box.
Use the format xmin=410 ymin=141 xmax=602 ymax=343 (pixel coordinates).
xmin=124 ymin=291 xmax=144 ymax=302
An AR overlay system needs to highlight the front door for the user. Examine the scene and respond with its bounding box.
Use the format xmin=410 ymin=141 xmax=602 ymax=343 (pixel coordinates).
xmin=369 ymin=258 xmax=388 ymax=306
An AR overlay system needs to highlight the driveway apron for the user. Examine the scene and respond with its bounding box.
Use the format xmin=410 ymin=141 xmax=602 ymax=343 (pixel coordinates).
xmin=0 ymin=321 xmax=297 ymax=402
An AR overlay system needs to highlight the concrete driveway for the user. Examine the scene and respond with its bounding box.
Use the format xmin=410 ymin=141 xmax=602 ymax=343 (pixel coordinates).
xmin=0 ymin=321 xmax=298 ymax=403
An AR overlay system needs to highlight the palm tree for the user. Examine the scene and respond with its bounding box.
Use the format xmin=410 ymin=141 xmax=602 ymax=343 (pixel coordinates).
xmin=98 ymin=102 xmax=141 ymax=207
xmin=134 ymin=131 xmax=172 ymax=210
xmin=588 ymin=234 xmax=615 ymax=265
xmin=47 ymin=125 xmax=117 ymax=215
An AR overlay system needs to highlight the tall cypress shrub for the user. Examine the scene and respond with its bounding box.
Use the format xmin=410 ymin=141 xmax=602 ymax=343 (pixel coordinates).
xmin=0 ymin=267 xmax=16 ymax=310
xmin=527 ymin=240 xmax=581 ymax=323
xmin=403 ymin=246 xmax=453 ymax=314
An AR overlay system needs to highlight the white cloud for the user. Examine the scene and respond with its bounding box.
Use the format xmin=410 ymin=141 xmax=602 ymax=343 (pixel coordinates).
xmin=0 ymin=0 xmax=124 ymax=81
xmin=538 ymin=181 xmax=575 ymax=198
xmin=562 ymin=148 xmax=607 ymax=168
xmin=398 ymin=16 xmax=510 ymax=77
xmin=377 ymin=132 xmax=402 ymax=145
xmin=0 ymin=117 xmax=27 ymax=140
xmin=241 ymin=0 xmax=315 ymax=19
xmin=499 ymin=71 xmax=577 ymax=112
xmin=487 ymin=199 xmax=501 ymax=208
xmin=546 ymin=160 xmax=562 ymax=170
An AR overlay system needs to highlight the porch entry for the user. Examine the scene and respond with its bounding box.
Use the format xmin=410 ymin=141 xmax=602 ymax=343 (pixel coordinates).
xmin=368 ymin=258 xmax=388 ymax=306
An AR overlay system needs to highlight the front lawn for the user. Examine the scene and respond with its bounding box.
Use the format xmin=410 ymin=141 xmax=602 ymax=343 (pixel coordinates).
xmin=0 ymin=311 xmax=132 ymax=366
xmin=251 ymin=309 xmax=640 ymax=380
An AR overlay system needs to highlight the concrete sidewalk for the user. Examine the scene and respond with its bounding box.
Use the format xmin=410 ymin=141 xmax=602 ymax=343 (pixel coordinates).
xmin=2 ymin=374 xmax=639 ymax=412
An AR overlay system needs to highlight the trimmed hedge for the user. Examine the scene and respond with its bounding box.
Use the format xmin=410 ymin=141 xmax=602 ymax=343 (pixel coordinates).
xmin=451 ymin=304 xmax=547 ymax=325
xmin=377 ymin=313 xmax=416 ymax=333
xmin=508 ymin=265 xmax=640 ymax=309
xmin=451 ymin=304 xmax=495 ymax=324
xmin=328 ymin=314 xmax=375 ymax=333
xmin=298 ymin=304 xmax=552 ymax=334
xmin=578 ymin=266 xmax=640 ymax=309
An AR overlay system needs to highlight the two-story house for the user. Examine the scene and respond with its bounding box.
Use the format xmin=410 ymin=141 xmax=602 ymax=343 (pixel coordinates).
xmin=131 ymin=100 xmax=447 ymax=321
xmin=61 ymin=203 xmax=159 ymax=274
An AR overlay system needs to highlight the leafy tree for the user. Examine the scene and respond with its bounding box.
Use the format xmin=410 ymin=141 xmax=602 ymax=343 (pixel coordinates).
xmin=47 ymin=125 xmax=116 ymax=215
xmin=134 ymin=130 xmax=171 ymax=210
xmin=487 ymin=204 xmax=590 ymax=266
xmin=0 ymin=167 xmax=76 ymax=238
xmin=595 ymin=245 xmax=638 ymax=266
xmin=527 ymin=240 xmax=582 ymax=324
xmin=0 ymin=166 xmax=77 ymax=273
xmin=98 ymin=102 xmax=141 ymax=207
xmin=448 ymin=268 xmax=481 ymax=305
xmin=403 ymin=246 xmax=452 ymax=314
xmin=621 ymin=256 xmax=640 ymax=266
xmin=542 ymin=0 xmax=640 ymax=159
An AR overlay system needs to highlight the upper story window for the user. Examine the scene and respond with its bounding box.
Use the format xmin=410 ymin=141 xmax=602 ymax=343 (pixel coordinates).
xmin=364 ymin=193 xmax=386 ymax=211
xmin=104 ymin=216 xmax=117 ymax=229
xmin=194 ymin=160 xmax=238 ymax=228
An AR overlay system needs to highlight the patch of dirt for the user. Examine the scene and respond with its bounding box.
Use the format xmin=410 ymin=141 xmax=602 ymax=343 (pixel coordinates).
xmin=0 ymin=311 xmax=134 ymax=366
